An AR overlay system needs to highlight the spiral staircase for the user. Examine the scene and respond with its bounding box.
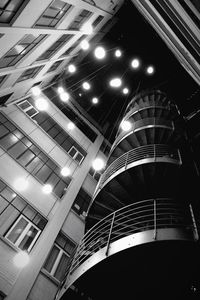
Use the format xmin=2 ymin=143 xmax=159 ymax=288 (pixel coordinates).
xmin=57 ymin=90 xmax=200 ymax=300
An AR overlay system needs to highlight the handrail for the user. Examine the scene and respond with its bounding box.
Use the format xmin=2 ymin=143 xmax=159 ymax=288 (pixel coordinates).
xmin=95 ymin=144 xmax=181 ymax=194
xmin=61 ymin=198 xmax=197 ymax=290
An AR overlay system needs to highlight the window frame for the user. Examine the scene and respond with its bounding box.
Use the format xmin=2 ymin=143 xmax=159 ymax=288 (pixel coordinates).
xmin=68 ymin=146 xmax=84 ymax=164
xmin=18 ymin=100 xmax=39 ymax=118
xmin=5 ymin=215 xmax=41 ymax=252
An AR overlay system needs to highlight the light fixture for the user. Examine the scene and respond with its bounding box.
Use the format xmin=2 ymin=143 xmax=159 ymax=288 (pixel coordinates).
xmin=115 ymin=49 xmax=122 ymax=57
xmin=35 ymin=97 xmax=48 ymax=111
xmin=67 ymin=122 xmax=75 ymax=130
xmin=92 ymin=158 xmax=105 ymax=171
xmin=14 ymin=178 xmax=28 ymax=191
xmin=13 ymin=251 xmax=30 ymax=268
xmin=42 ymin=184 xmax=53 ymax=194
xmin=109 ymin=78 xmax=122 ymax=88
xmin=68 ymin=64 xmax=76 ymax=73
xmin=94 ymin=46 xmax=106 ymax=59
xmin=92 ymin=97 xmax=98 ymax=104
xmin=81 ymin=40 xmax=90 ymax=50
xmin=31 ymin=86 xmax=41 ymax=97
xmin=122 ymin=87 xmax=129 ymax=94
xmin=57 ymin=86 xmax=64 ymax=94
xmin=61 ymin=167 xmax=70 ymax=177
xmin=82 ymin=81 xmax=91 ymax=90
xmin=146 ymin=65 xmax=155 ymax=75
xmin=120 ymin=120 xmax=132 ymax=131
xmin=80 ymin=22 xmax=93 ymax=35
xmin=131 ymin=58 xmax=140 ymax=69
xmin=60 ymin=92 xmax=69 ymax=102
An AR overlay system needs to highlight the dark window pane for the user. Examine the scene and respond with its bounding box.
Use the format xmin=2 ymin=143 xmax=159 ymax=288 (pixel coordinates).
xmin=18 ymin=149 xmax=35 ymax=167
xmin=54 ymin=252 xmax=69 ymax=281
xmin=0 ymin=133 xmax=19 ymax=150
xmin=36 ymin=164 xmax=52 ymax=182
xmin=44 ymin=245 xmax=60 ymax=272
xmin=18 ymin=226 xmax=38 ymax=251
xmin=9 ymin=141 xmax=27 ymax=159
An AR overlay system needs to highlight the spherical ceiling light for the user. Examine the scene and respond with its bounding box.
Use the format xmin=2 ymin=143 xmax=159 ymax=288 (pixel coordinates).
xmin=13 ymin=251 xmax=30 ymax=268
xmin=120 ymin=120 xmax=132 ymax=131
xmin=67 ymin=122 xmax=75 ymax=130
xmin=81 ymin=40 xmax=90 ymax=50
xmin=81 ymin=22 xmax=93 ymax=35
xmin=146 ymin=65 xmax=155 ymax=75
xmin=35 ymin=97 xmax=48 ymax=111
xmin=42 ymin=184 xmax=53 ymax=194
xmin=122 ymin=87 xmax=129 ymax=94
xmin=115 ymin=49 xmax=122 ymax=57
xmin=94 ymin=46 xmax=106 ymax=59
xmin=92 ymin=97 xmax=98 ymax=104
xmin=14 ymin=178 xmax=28 ymax=192
xmin=82 ymin=81 xmax=91 ymax=90
xmin=92 ymin=158 xmax=105 ymax=171
xmin=31 ymin=86 xmax=41 ymax=97
xmin=61 ymin=167 xmax=70 ymax=177
xmin=68 ymin=64 xmax=76 ymax=73
xmin=60 ymin=92 xmax=69 ymax=102
xmin=57 ymin=86 xmax=64 ymax=94
xmin=131 ymin=58 xmax=140 ymax=69
xmin=109 ymin=77 xmax=122 ymax=88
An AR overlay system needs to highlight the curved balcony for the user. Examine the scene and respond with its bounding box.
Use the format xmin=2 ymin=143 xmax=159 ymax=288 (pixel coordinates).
xmin=60 ymin=198 xmax=198 ymax=292
xmin=96 ymin=144 xmax=181 ymax=197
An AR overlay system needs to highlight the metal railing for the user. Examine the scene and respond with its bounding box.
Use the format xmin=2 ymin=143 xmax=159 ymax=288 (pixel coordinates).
xmin=114 ymin=117 xmax=174 ymax=144
xmin=96 ymin=144 xmax=181 ymax=193
xmin=60 ymin=198 xmax=198 ymax=292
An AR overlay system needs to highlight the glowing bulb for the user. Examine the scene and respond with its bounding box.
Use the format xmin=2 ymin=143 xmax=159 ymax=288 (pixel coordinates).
xmin=131 ymin=58 xmax=140 ymax=69
xmin=146 ymin=65 xmax=155 ymax=74
xmin=13 ymin=251 xmax=30 ymax=268
xmin=115 ymin=49 xmax=122 ymax=57
xmin=31 ymin=86 xmax=41 ymax=96
xmin=94 ymin=46 xmax=106 ymax=59
xmin=67 ymin=122 xmax=75 ymax=130
xmin=120 ymin=120 xmax=132 ymax=131
xmin=57 ymin=86 xmax=64 ymax=94
xmin=61 ymin=167 xmax=70 ymax=177
xmin=81 ymin=40 xmax=90 ymax=50
xmin=92 ymin=158 xmax=105 ymax=171
xmin=82 ymin=81 xmax=91 ymax=90
xmin=109 ymin=78 xmax=122 ymax=88
xmin=81 ymin=22 xmax=93 ymax=34
xmin=14 ymin=178 xmax=28 ymax=191
xmin=35 ymin=98 xmax=48 ymax=111
xmin=60 ymin=92 xmax=69 ymax=102
xmin=68 ymin=64 xmax=76 ymax=73
xmin=92 ymin=97 xmax=98 ymax=104
xmin=122 ymin=87 xmax=129 ymax=94
xmin=42 ymin=184 xmax=52 ymax=194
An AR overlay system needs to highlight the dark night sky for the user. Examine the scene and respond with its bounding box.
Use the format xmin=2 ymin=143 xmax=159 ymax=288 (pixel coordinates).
xmin=62 ymin=0 xmax=199 ymax=141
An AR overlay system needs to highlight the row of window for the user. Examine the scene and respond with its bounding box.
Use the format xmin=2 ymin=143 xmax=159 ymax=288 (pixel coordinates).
xmin=18 ymin=99 xmax=87 ymax=164
xmin=0 ymin=112 xmax=72 ymax=198
xmin=0 ymin=176 xmax=76 ymax=282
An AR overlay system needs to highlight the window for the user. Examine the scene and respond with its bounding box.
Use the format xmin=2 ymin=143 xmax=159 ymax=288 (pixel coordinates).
xmin=92 ymin=15 xmax=104 ymax=27
xmin=89 ymin=167 xmax=101 ymax=181
xmin=68 ymin=9 xmax=92 ymax=30
xmin=43 ymin=232 xmax=76 ymax=281
xmin=0 ymin=113 xmax=72 ymax=198
xmin=0 ymin=75 xmax=7 ymax=85
xmin=18 ymin=100 xmax=39 ymax=118
xmin=35 ymin=0 xmax=72 ymax=28
xmin=21 ymin=103 xmax=87 ymax=162
xmin=62 ymin=34 xmax=87 ymax=56
xmin=68 ymin=146 xmax=84 ymax=164
xmin=16 ymin=66 xmax=43 ymax=83
xmin=0 ymin=34 xmax=46 ymax=69
xmin=0 ymin=93 xmax=13 ymax=106
xmin=72 ymin=188 xmax=91 ymax=217
xmin=0 ymin=178 xmax=47 ymax=251
xmin=36 ymin=34 xmax=74 ymax=61
xmin=0 ymin=0 xmax=27 ymax=24
xmin=46 ymin=60 xmax=63 ymax=73
xmin=5 ymin=215 xmax=41 ymax=252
